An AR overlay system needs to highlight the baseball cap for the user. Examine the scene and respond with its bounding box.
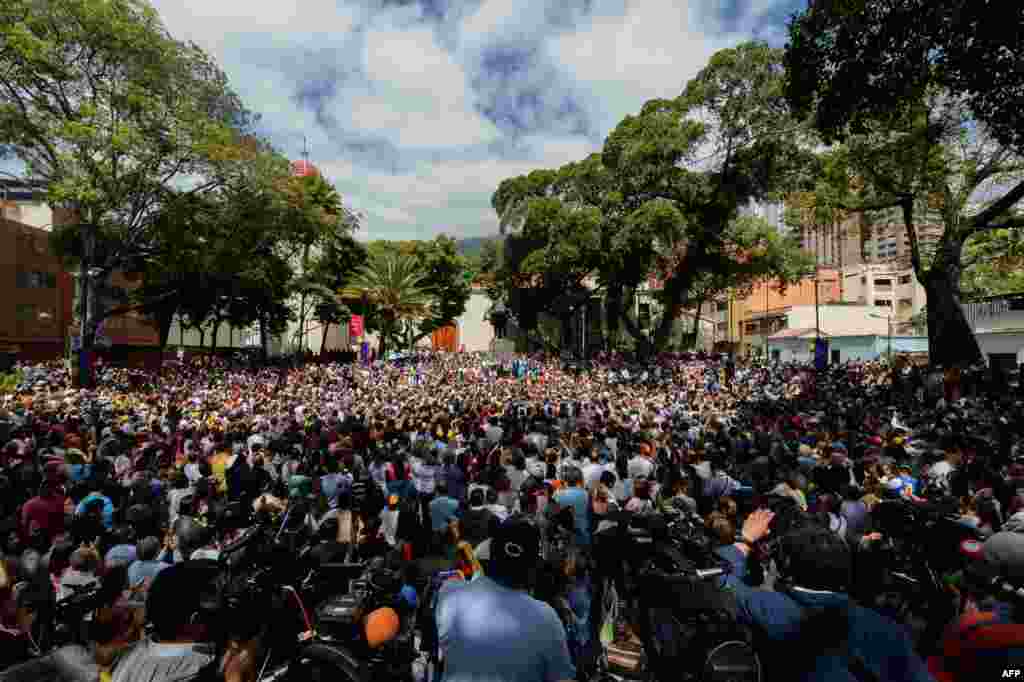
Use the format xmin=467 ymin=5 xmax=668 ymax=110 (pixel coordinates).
xmin=489 ymin=516 xmax=540 ymax=582
xmin=146 ymin=560 xmax=221 ymax=640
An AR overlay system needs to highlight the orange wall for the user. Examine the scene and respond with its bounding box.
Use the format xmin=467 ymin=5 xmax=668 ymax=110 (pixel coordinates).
xmin=738 ymin=268 xmax=842 ymax=314
xmin=431 ymin=324 xmax=459 ymax=352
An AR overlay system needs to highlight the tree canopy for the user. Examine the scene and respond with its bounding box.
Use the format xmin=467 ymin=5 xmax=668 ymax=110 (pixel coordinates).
xmin=339 ymin=250 xmax=439 ymax=357
xmin=785 ymin=0 xmax=1024 ymax=155
xmin=784 ymin=1 xmax=1024 ymax=366
xmin=492 ymin=41 xmax=815 ymax=355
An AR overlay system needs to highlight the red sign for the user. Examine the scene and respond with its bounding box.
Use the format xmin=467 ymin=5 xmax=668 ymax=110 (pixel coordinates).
xmin=348 ymin=315 xmax=364 ymax=338
xmin=290 ymin=160 xmax=319 ymax=177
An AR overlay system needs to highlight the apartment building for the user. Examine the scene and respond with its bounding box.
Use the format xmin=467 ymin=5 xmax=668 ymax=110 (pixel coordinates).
xmin=1 ymin=179 xmax=159 ymax=362
xmin=733 ymin=201 xmax=941 ymax=338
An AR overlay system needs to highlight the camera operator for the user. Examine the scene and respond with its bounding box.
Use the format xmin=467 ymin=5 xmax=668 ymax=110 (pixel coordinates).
xmin=108 ymin=560 xmax=257 ymax=682
xmin=718 ymin=508 xmax=933 ymax=681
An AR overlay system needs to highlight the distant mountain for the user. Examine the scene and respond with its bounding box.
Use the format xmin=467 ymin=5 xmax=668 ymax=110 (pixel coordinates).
xmin=455 ymin=236 xmax=498 ymax=258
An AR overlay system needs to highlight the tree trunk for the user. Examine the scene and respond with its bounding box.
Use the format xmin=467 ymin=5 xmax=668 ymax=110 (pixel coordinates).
xmin=297 ymin=242 xmax=312 ymax=353
xmin=259 ymin=312 xmax=268 ymax=364
xmin=156 ymin=307 xmax=175 ymax=349
xmin=691 ymin=299 xmax=704 ymax=348
xmin=210 ymin=319 xmax=222 ymax=352
xmin=320 ymin=320 xmax=330 ymax=355
xmin=923 ymin=264 xmax=982 ymax=367
xmin=560 ymin=314 xmax=573 ymax=356
xmin=75 ymin=223 xmax=96 ymax=389
xmin=605 ymin=283 xmax=624 ymax=351
xmin=650 ymin=269 xmax=693 ymax=355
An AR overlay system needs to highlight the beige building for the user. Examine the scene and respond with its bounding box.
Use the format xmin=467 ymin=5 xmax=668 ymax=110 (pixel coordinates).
xmin=457 ymin=286 xmax=496 ymax=352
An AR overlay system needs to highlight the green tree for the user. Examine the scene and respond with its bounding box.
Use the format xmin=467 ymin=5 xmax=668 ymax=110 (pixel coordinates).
xmin=280 ymin=172 xmax=359 ymax=352
xmin=784 ymin=0 xmax=1024 ymax=155
xmin=786 ymin=1 xmax=1024 ymax=365
xmin=306 ymin=234 xmax=366 ymax=353
xmin=802 ymin=97 xmax=1023 ymax=365
xmin=339 ymin=252 xmax=437 ymax=357
xmin=0 ymin=0 xmax=255 ymax=385
xmin=493 ymin=42 xmax=814 ymax=356
xmin=358 ymin=237 xmax=473 ymax=350
xmin=405 ymin=235 xmax=473 ymax=347
xmin=960 ymin=229 xmax=1024 ymax=298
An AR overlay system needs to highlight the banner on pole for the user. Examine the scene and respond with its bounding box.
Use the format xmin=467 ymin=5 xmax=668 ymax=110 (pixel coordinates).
xmin=349 ymin=315 xmax=364 ymax=338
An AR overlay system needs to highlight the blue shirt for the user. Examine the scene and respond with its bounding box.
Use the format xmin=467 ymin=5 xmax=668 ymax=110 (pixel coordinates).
xmin=105 ymin=544 xmax=137 ymax=567
xmin=445 ymin=465 xmax=467 ymax=503
xmin=67 ymin=464 xmax=93 ymax=483
xmin=76 ymin=492 xmax=114 ymax=530
xmin=553 ymin=487 xmax=591 ymax=547
xmin=320 ymin=473 xmax=351 ymax=510
xmin=715 ymin=544 xmax=932 ymax=682
xmin=429 ymin=495 xmax=461 ymax=532
xmin=127 ymin=559 xmax=170 ymax=589
xmin=437 ymin=576 xmax=575 ymax=682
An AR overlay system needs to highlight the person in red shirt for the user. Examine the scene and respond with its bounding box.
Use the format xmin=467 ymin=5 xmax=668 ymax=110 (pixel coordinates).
xmin=20 ymin=479 xmax=67 ymax=544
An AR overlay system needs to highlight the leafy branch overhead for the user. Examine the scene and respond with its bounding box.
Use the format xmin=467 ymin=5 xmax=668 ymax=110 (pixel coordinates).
xmin=492 ymin=41 xmax=817 ymax=354
xmin=785 ymin=0 xmax=1024 ymax=366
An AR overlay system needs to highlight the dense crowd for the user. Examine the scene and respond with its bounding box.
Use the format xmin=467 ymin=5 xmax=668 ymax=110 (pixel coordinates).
xmin=0 ymin=349 xmax=1022 ymax=682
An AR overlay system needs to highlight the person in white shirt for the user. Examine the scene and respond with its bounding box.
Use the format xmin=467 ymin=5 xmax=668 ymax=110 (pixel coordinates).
xmin=582 ymin=453 xmax=610 ymax=492
xmin=484 ymin=488 xmax=509 ymax=522
xmin=379 ymin=495 xmax=401 ymax=548
xmin=628 ymin=447 xmax=654 ymax=480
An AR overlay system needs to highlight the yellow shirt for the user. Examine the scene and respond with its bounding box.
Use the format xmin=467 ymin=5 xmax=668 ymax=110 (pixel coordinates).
xmin=209 ymin=450 xmax=230 ymax=494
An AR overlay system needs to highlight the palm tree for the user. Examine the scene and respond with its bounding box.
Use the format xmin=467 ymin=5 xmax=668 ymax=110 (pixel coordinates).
xmin=339 ymin=252 xmax=437 ymax=357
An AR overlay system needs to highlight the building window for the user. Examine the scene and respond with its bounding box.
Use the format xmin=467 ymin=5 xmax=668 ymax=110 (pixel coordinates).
xmin=874 ymin=278 xmax=892 ymax=288
xmin=898 ymin=298 xmax=913 ymax=309
xmin=875 ymin=299 xmax=892 ymax=308
xmin=899 ymin=275 xmax=912 ymax=285
xmin=876 ymin=237 xmax=898 ymax=259
xmin=716 ymin=301 xmax=728 ymax=312
xmin=15 ymin=270 xmax=56 ymax=288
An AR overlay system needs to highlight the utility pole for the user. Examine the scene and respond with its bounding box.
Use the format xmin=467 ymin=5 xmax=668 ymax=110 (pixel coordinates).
xmin=888 ymin=314 xmax=893 ymax=364
xmin=763 ymin=277 xmax=769 ymax=360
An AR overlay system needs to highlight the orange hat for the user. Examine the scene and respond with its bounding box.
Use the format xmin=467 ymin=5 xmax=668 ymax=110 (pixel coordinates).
xmin=364 ymin=607 xmax=400 ymax=648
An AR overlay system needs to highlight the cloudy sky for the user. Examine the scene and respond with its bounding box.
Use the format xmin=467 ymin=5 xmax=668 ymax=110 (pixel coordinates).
xmin=9 ymin=0 xmax=806 ymax=241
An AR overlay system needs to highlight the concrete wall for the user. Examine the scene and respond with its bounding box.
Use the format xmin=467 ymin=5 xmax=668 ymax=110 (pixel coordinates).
xmin=456 ymin=289 xmax=495 ymax=352
xmin=840 ymin=264 xmax=927 ymax=325
xmin=166 ymin=317 xmax=255 ymax=349
xmin=769 ymin=334 xmax=929 ymax=364
xmin=770 ymin=335 xmax=880 ymax=364
xmin=1 ymin=201 xmax=53 ymax=231
xmin=975 ymin=332 xmax=1024 ymax=365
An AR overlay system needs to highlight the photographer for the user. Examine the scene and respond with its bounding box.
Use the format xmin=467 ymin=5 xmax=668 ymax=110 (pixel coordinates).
xmin=108 ymin=560 xmax=257 ymax=682
xmin=718 ymin=508 xmax=932 ymax=681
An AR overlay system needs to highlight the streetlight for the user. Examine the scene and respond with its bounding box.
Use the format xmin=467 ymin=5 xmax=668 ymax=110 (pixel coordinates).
xmin=869 ymin=312 xmax=894 ymax=364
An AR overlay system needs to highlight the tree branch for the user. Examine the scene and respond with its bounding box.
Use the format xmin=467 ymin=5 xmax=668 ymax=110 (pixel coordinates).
xmin=970 ymin=179 xmax=1024 ymax=229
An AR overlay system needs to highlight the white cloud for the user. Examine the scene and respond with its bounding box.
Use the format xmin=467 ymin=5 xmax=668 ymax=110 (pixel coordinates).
xmin=347 ymin=26 xmax=500 ymax=148
xmin=547 ymin=0 xmax=738 ymax=133
xmin=148 ymin=0 xmax=359 ymax=56
xmin=135 ymin=0 xmax=798 ymax=240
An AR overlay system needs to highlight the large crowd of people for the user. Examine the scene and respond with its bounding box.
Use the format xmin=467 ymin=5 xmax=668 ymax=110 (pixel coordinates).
xmin=0 ymin=348 xmax=1022 ymax=682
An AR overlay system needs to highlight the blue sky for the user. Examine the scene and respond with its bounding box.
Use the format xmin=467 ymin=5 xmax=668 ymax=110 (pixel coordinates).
xmin=8 ymin=0 xmax=807 ymax=240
